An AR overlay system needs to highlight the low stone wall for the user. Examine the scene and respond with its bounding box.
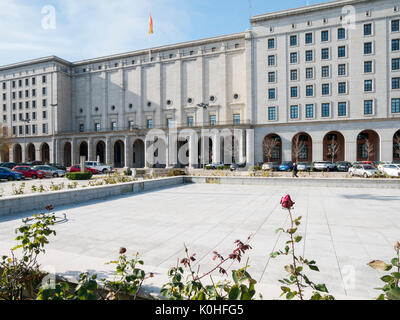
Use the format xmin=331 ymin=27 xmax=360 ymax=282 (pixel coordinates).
xmin=0 ymin=177 xmax=184 ymax=217
xmin=185 ymin=176 xmax=400 ymax=189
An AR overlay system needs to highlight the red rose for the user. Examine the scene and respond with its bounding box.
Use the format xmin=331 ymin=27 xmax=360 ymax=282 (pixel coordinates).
xmin=280 ymin=195 xmax=295 ymax=209
xmin=119 ymin=247 xmax=127 ymax=254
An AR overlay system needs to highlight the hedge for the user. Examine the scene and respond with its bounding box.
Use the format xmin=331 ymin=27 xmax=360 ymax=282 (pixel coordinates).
xmin=65 ymin=172 xmax=93 ymax=180
xmin=167 ymin=169 xmax=186 ymax=177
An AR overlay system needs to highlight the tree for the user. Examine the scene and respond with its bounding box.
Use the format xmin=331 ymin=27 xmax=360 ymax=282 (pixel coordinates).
xmin=364 ymin=139 xmax=375 ymax=161
xmin=263 ymin=136 xmax=280 ymax=162
xmin=292 ymin=135 xmax=306 ymax=163
xmin=327 ymin=137 xmax=340 ymax=163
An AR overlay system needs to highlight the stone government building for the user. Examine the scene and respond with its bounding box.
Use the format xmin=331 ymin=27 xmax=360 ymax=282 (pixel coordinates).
xmin=1 ymin=0 xmax=400 ymax=168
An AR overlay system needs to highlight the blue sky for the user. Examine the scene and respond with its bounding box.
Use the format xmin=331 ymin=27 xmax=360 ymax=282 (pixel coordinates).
xmin=0 ymin=0 xmax=332 ymax=65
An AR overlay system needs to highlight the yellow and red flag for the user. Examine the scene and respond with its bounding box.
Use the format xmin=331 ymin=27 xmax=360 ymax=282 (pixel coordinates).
xmin=149 ymin=13 xmax=154 ymax=35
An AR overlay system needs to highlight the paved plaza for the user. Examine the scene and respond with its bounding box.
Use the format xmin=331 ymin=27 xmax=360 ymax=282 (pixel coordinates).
xmin=0 ymin=183 xmax=399 ymax=299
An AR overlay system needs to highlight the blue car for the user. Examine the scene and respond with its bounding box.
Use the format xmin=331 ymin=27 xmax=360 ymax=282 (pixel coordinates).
xmin=0 ymin=167 xmax=24 ymax=181
xmin=279 ymin=161 xmax=294 ymax=171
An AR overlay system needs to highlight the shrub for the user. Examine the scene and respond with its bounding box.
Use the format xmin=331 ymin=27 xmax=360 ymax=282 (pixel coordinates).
xmin=65 ymin=172 xmax=93 ymax=180
xmin=167 ymin=169 xmax=186 ymax=177
xmin=124 ymin=169 xmax=132 ymax=176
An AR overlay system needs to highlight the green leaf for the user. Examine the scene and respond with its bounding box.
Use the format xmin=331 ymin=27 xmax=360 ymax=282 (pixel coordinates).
xmin=308 ymin=265 xmax=320 ymax=272
xmin=294 ymin=236 xmax=302 ymax=243
xmin=368 ymin=260 xmax=392 ymax=271
xmin=391 ymin=272 xmax=400 ymax=279
xmin=228 ymin=286 xmax=241 ymax=300
xmin=286 ymin=291 xmax=295 ymax=300
xmin=391 ymin=258 xmax=399 ymax=266
xmin=314 ymin=283 xmax=328 ymax=293
xmin=381 ymin=275 xmax=394 ymax=283
xmin=387 ymin=288 xmax=400 ymax=300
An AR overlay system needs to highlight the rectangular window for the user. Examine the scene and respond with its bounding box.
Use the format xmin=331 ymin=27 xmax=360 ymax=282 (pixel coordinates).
xmin=364 ymin=80 xmax=373 ymax=92
xmin=392 ymin=39 xmax=400 ymax=51
xmin=32 ymin=77 xmax=36 ymax=85
xmin=338 ymin=64 xmax=346 ymax=75
xmin=290 ymin=70 xmax=298 ymax=81
xmin=32 ymin=101 xmax=36 ymax=108
xmin=338 ymin=46 xmax=346 ymax=57
xmin=392 ymin=20 xmax=400 ymax=32
xmin=306 ymin=67 xmax=313 ymax=79
xmin=79 ymin=124 xmax=84 ymax=132
xmin=337 ymin=28 xmax=345 ymax=39
xmin=338 ymin=102 xmax=347 ymax=116
xmin=233 ymin=114 xmax=241 ymax=125
xmin=306 ymin=85 xmax=313 ymax=97
xmin=42 ymin=99 xmax=47 ymax=107
xmin=290 ymin=52 xmax=298 ymax=63
xmin=268 ymin=55 xmax=275 ymax=66
xmin=42 ymin=75 xmax=46 ymax=83
xmin=393 ymin=58 xmax=400 ymax=70
xmin=209 ymin=115 xmax=216 ymax=125
xmin=322 ymin=66 xmax=329 ymax=78
xmin=290 ymin=105 xmax=299 ymax=119
xmin=25 ymin=101 xmax=29 ymax=109
xmin=392 ymin=77 xmax=400 ymax=89
xmin=25 ymin=79 xmax=29 ymax=86
xmin=187 ymin=116 xmax=194 ymax=127
xmin=32 ymin=125 xmax=37 ymax=135
xmin=322 ymin=84 xmax=330 ymax=95
xmin=321 ymin=103 xmax=330 ymax=117
xmin=111 ymin=121 xmax=117 ymax=131
xmin=268 ymin=72 xmax=276 ymax=83
xmin=42 ymin=87 xmax=47 ymax=95
xmin=364 ymin=100 xmax=373 ymax=115
xmin=42 ymin=123 xmax=48 ymax=134
xmin=290 ymin=87 xmax=298 ymax=98
xmin=305 ymin=33 xmax=313 ymax=44
xmin=321 ymin=48 xmax=329 ymax=60
xmin=364 ymin=23 xmax=372 ymax=36
xmin=268 ymin=107 xmax=276 ymax=120
xmin=392 ymin=98 xmax=400 ymax=113
xmin=129 ymin=120 xmax=135 ymax=129
xmin=338 ymin=82 xmax=346 ymax=94
xmin=268 ymin=88 xmax=276 ymax=100
xmin=167 ymin=118 xmax=173 ymax=128
xmin=305 ymin=104 xmax=314 ymax=118
xmin=95 ymin=123 xmax=101 ymax=132
xmin=364 ymin=42 xmax=372 ymax=54
xmin=305 ymin=50 xmax=313 ymax=61
xmin=268 ymin=38 xmax=275 ymax=49
xmin=321 ymin=30 xmax=329 ymax=42
xmin=290 ymin=35 xmax=297 ymax=46
xmin=364 ymin=61 xmax=372 ymax=73
xmin=147 ymin=119 xmax=153 ymax=129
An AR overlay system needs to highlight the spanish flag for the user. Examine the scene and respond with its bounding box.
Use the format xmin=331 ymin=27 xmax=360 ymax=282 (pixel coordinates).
xmin=149 ymin=13 xmax=154 ymax=35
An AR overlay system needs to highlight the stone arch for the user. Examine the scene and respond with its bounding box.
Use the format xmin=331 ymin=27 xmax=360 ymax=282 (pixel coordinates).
xmin=393 ymin=130 xmax=400 ymax=162
xmin=357 ymin=130 xmax=380 ymax=161
xmin=323 ymin=131 xmax=345 ymax=162
xmin=132 ymin=139 xmax=145 ymax=168
xmin=27 ymin=143 xmax=36 ymax=162
xmin=79 ymin=141 xmax=88 ymax=161
xmin=63 ymin=142 xmax=72 ymax=167
xmin=292 ymin=132 xmax=312 ymax=163
xmin=113 ymin=140 xmax=125 ymax=168
xmin=14 ymin=144 xmax=22 ymax=163
xmin=263 ymin=133 xmax=282 ymax=163
xmin=41 ymin=143 xmax=50 ymax=163
xmin=95 ymin=140 xmax=106 ymax=164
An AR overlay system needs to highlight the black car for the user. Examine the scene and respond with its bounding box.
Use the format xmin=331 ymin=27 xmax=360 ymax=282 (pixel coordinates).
xmin=336 ymin=161 xmax=352 ymax=172
xmin=0 ymin=162 xmax=17 ymax=169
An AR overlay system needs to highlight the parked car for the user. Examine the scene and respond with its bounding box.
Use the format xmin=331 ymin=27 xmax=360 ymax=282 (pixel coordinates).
xmin=361 ymin=161 xmax=374 ymax=166
xmin=377 ymin=161 xmax=393 ymax=172
xmin=26 ymin=161 xmax=44 ymax=167
xmin=68 ymin=165 xmax=100 ymax=174
xmin=85 ymin=161 xmax=112 ymax=174
xmin=230 ymin=163 xmax=239 ymax=171
xmin=205 ymin=162 xmax=226 ymax=170
xmin=262 ymin=162 xmax=280 ymax=171
xmin=47 ymin=163 xmax=66 ymax=171
xmin=349 ymin=164 xmax=379 ymax=178
xmin=12 ymin=166 xmax=44 ymax=179
xmin=0 ymin=167 xmax=24 ymax=181
xmin=279 ymin=161 xmax=294 ymax=171
xmin=382 ymin=164 xmax=400 ymax=177
xmin=313 ymin=161 xmax=337 ymax=172
xmin=0 ymin=162 xmax=17 ymax=169
xmin=297 ymin=162 xmax=312 ymax=172
xmin=336 ymin=161 xmax=352 ymax=172
xmin=33 ymin=165 xmax=66 ymax=178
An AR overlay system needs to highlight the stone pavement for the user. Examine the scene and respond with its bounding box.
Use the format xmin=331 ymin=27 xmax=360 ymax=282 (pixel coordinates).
xmin=0 ymin=183 xmax=399 ymax=299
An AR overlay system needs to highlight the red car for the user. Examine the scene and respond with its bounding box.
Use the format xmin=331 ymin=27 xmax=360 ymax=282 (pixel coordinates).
xmin=12 ymin=166 xmax=44 ymax=179
xmin=68 ymin=165 xmax=100 ymax=174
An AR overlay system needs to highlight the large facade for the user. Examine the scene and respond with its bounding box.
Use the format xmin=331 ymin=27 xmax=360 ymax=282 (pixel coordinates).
xmin=1 ymin=0 xmax=400 ymax=168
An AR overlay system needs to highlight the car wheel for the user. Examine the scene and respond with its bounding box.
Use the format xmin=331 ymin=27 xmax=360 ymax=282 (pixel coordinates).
xmin=32 ymin=175 xmax=38 ymax=179
xmin=102 ymin=169 xmax=108 ymax=174
xmin=363 ymin=173 xmax=368 ymax=178
xmin=349 ymin=171 xmax=354 ymax=177
xmin=53 ymin=173 xmax=58 ymax=178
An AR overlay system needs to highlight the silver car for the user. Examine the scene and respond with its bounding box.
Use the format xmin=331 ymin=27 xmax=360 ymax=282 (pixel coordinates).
xmin=297 ymin=162 xmax=312 ymax=171
xmin=262 ymin=162 xmax=279 ymax=171
xmin=313 ymin=161 xmax=336 ymax=172
xmin=348 ymin=164 xmax=379 ymax=178
xmin=33 ymin=165 xmax=66 ymax=178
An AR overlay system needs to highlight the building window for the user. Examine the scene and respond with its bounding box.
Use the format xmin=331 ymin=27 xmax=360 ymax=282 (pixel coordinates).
xmin=364 ymin=100 xmax=373 ymax=115
xmin=392 ymin=77 xmax=400 ymax=89
xmin=129 ymin=120 xmax=135 ymax=129
xmin=322 ymin=66 xmax=329 ymax=78
xmin=338 ymin=64 xmax=346 ymax=76
xmin=321 ymin=103 xmax=330 ymax=117
xmin=290 ymin=35 xmax=297 ymax=46
xmin=392 ymin=39 xmax=400 ymax=51
xmin=290 ymin=105 xmax=299 ymax=119
xmin=111 ymin=121 xmax=118 ymax=131
xmin=268 ymin=55 xmax=275 ymax=66
xmin=322 ymin=84 xmax=330 ymax=95
xmin=306 ymin=67 xmax=313 ymax=79
xmin=305 ymin=104 xmax=314 ymax=118
xmin=79 ymin=124 xmax=84 ymax=132
xmin=290 ymin=87 xmax=298 ymax=98
xmin=321 ymin=48 xmax=329 ymax=60
xmin=42 ymin=123 xmax=48 ymax=134
xmin=393 ymin=58 xmax=400 ymax=70
xmin=364 ymin=61 xmax=373 ymax=73
xmin=233 ymin=114 xmax=241 ymax=125
xmin=392 ymin=20 xmax=400 ymax=32
xmin=209 ymin=115 xmax=216 ymax=125
xmin=268 ymin=88 xmax=276 ymax=100
xmin=42 ymin=75 xmax=46 ymax=83
xmin=305 ymin=50 xmax=313 ymax=62
xmin=321 ymin=30 xmax=329 ymax=42
xmin=364 ymin=80 xmax=373 ymax=92
xmin=268 ymin=107 xmax=276 ymax=120
xmin=290 ymin=52 xmax=298 ymax=63
xmin=167 ymin=118 xmax=173 ymax=128
xmin=338 ymin=46 xmax=346 ymax=58
xmin=32 ymin=125 xmax=37 ymax=135
xmin=338 ymin=102 xmax=347 ymax=116
xmin=338 ymin=28 xmax=345 ymax=39
xmin=392 ymin=98 xmax=400 ymax=113
xmin=268 ymin=72 xmax=276 ymax=83
xmin=146 ymin=119 xmax=153 ymax=129
xmin=187 ymin=116 xmax=194 ymax=127
xmin=32 ymin=77 xmax=36 ymax=85
xmin=42 ymin=99 xmax=47 ymax=107
xmin=364 ymin=42 xmax=372 ymax=54
xmin=338 ymin=82 xmax=346 ymax=94
xmin=306 ymin=85 xmax=313 ymax=97
xmin=42 ymin=111 xmax=47 ymax=119
xmin=268 ymin=38 xmax=275 ymax=49
xmin=95 ymin=123 xmax=101 ymax=132
xmin=364 ymin=23 xmax=372 ymax=36
xmin=305 ymin=33 xmax=313 ymax=44
xmin=290 ymin=70 xmax=298 ymax=81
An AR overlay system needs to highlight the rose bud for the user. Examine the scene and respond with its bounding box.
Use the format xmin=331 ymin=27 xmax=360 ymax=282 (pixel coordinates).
xmin=280 ymin=195 xmax=295 ymax=209
xmin=395 ymin=241 xmax=400 ymax=252
xmin=119 ymin=247 xmax=127 ymax=254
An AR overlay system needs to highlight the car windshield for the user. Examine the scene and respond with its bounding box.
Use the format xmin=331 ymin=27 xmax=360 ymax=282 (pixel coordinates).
xmin=363 ymin=165 xmax=374 ymax=169
xmin=1 ymin=167 xmax=12 ymax=173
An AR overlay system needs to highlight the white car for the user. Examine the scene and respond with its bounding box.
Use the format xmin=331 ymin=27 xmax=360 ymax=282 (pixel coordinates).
xmin=205 ymin=162 xmax=226 ymax=170
xmin=377 ymin=161 xmax=394 ymax=172
xmin=349 ymin=164 xmax=379 ymax=178
xmin=85 ymin=161 xmax=112 ymax=174
xmin=382 ymin=164 xmax=400 ymax=177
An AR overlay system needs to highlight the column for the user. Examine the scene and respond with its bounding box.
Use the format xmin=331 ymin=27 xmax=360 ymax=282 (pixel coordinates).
xmin=312 ymin=140 xmax=323 ymax=162
xmin=106 ymin=137 xmax=112 ymax=166
xmin=35 ymin=145 xmax=41 ymax=163
xmin=88 ymin=137 xmax=93 ymax=162
xmin=346 ymin=140 xmax=357 ymax=163
xmin=9 ymin=146 xmax=14 ymax=162
xmin=246 ymin=129 xmax=254 ymax=167
xmin=124 ymin=136 xmax=131 ymax=168
xmin=213 ymin=134 xmax=221 ymax=164
xmin=189 ymin=135 xmax=198 ymax=168
xmin=71 ymin=138 xmax=76 ymax=165
xmin=21 ymin=144 xmax=26 ymax=163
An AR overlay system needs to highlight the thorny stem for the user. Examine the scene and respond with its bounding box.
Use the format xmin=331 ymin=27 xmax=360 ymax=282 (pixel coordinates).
xmin=288 ymin=208 xmax=303 ymax=300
